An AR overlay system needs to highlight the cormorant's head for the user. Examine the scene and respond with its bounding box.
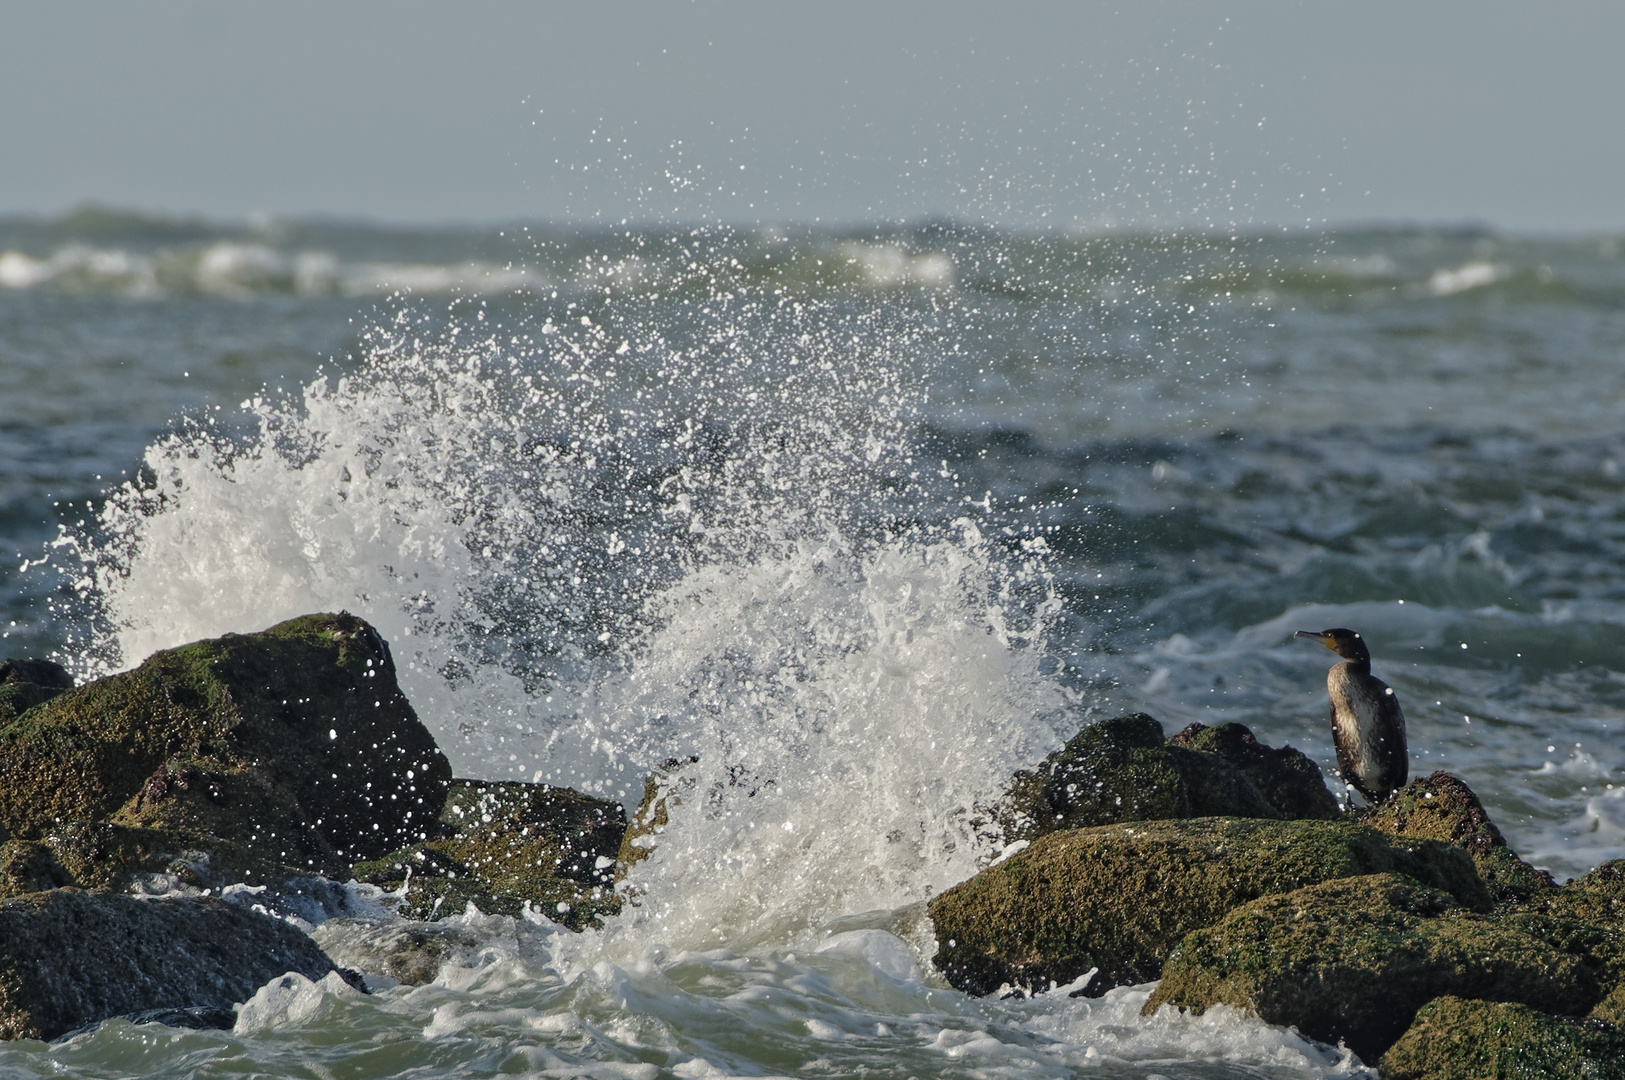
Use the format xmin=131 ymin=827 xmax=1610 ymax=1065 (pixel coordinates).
xmin=1294 ymin=627 xmax=1371 ymax=664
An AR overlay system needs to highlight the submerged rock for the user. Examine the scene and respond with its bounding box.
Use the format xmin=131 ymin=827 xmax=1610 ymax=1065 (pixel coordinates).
xmin=0 ymin=657 xmax=72 ymax=725
xmin=1145 ymin=873 xmax=1605 ymax=1064
xmin=995 ymin=715 xmax=1337 ymax=842
xmin=0 ymin=613 xmax=452 ymax=880
xmin=928 ymin=817 xmax=1488 ymax=997
xmin=0 ymin=889 xmax=358 ymax=1041
xmin=1380 ymin=996 xmax=1625 ymax=1080
xmin=352 ymin=780 xmax=625 ymax=930
xmin=1366 ymin=771 xmax=1555 ymax=899
xmin=310 ymin=918 xmax=483 ymax=988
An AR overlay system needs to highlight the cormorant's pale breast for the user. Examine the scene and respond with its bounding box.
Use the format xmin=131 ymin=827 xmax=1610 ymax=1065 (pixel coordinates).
xmin=1294 ymin=627 xmax=1408 ymax=804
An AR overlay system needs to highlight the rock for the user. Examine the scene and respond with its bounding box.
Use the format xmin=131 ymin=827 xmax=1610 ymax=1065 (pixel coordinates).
xmin=310 ymin=918 xmax=483 ymax=987
xmin=1365 ymin=771 xmax=1554 ymax=899
xmin=0 ymin=888 xmax=359 ymax=1041
xmin=1168 ymin=721 xmax=1341 ymax=821
xmin=1380 ymin=996 xmax=1625 ymax=1080
xmin=996 ymin=715 xmax=1337 ymax=842
xmin=0 ymin=613 xmax=452 ymax=879
xmin=928 ymin=817 xmax=1490 ymax=997
xmin=615 ymin=757 xmax=697 ymax=876
xmin=351 ymin=780 xmax=625 ymax=931
xmin=0 ymin=657 xmax=72 ymax=725
xmin=1144 ymin=873 xmax=1603 ymax=1064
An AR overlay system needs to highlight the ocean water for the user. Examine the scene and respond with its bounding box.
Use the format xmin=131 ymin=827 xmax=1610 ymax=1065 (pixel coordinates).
xmin=2 ymin=207 xmax=1624 ymax=1076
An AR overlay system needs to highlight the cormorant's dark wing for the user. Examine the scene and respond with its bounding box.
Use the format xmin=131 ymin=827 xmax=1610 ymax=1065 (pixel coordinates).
xmin=1372 ymin=687 xmax=1408 ymax=792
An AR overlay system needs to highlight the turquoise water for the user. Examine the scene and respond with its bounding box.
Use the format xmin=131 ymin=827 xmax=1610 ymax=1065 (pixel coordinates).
xmin=2 ymin=209 xmax=1623 ymax=1075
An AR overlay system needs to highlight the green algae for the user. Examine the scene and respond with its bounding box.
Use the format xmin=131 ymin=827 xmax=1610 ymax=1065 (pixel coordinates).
xmin=928 ymin=816 xmax=1489 ymax=997
xmin=1381 ymin=996 xmax=1625 ymax=1080
xmin=1146 ymin=873 xmax=1602 ymax=1064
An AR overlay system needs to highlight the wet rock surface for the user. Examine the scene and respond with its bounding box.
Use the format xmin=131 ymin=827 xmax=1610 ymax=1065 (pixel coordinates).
xmin=0 ymin=656 xmax=72 ymax=725
xmin=1379 ymin=995 xmax=1625 ymax=1080
xmin=928 ymin=816 xmax=1488 ymax=997
xmin=0 ymin=889 xmax=357 ymax=1041
xmin=351 ymin=780 xmax=625 ymax=930
xmin=995 ymin=715 xmax=1338 ymax=843
xmin=310 ymin=918 xmax=484 ymax=988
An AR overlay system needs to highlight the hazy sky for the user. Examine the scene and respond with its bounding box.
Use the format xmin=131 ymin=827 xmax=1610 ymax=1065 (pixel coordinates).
xmin=4 ymin=2 xmax=1622 ymax=231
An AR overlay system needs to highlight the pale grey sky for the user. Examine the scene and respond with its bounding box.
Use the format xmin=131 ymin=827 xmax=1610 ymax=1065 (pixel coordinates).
xmin=2 ymin=2 xmax=1621 ymax=231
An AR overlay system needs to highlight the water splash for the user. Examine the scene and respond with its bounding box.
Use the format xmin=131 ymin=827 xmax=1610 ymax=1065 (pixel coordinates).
xmin=49 ymin=265 xmax=1069 ymax=948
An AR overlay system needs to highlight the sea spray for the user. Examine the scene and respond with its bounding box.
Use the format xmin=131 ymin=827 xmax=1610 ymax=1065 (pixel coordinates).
xmin=50 ymin=273 xmax=1072 ymax=901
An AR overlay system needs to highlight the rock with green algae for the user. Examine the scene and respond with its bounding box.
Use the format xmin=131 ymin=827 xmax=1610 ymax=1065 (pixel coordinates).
xmin=1144 ymin=873 xmax=1605 ymax=1065
xmin=0 ymin=613 xmax=452 ymax=879
xmin=927 ymin=817 xmax=1489 ymax=997
xmin=1365 ymin=771 xmax=1554 ymax=900
xmin=995 ymin=714 xmax=1338 ymax=843
xmin=351 ymin=779 xmax=625 ymax=931
xmin=0 ymin=822 xmax=304 ymax=896
xmin=1380 ymin=996 xmax=1625 ymax=1080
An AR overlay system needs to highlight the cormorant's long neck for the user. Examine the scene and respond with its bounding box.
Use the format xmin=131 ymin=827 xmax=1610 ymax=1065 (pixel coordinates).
xmin=1340 ymin=655 xmax=1371 ymax=677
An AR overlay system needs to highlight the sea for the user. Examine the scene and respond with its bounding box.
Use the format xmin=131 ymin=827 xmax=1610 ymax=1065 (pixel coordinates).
xmin=1 ymin=206 xmax=1623 ymax=1077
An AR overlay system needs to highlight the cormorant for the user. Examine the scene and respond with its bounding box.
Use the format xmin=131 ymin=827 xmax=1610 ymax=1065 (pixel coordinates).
xmin=1294 ymin=628 xmax=1408 ymax=804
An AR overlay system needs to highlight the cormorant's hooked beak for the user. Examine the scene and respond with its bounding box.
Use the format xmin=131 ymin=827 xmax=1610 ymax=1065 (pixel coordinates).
xmin=1294 ymin=630 xmax=1337 ymax=651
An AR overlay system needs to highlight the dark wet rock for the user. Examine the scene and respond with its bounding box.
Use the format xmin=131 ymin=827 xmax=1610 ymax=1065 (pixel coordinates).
xmin=1168 ymin=721 xmax=1341 ymax=821
xmin=1380 ymin=996 xmax=1625 ymax=1080
xmin=1144 ymin=873 xmax=1603 ymax=1064
xmin=310 ymin=918 xmax=484 ymax=987
xmin=0 ymin=888 xmax=359 ymax=1041
xmin=352 ymin=780 xmax=625 ymax=931
xmin=1365 ymin=771 xmax=1555 ymax=899
xmin=0 ymin=613 xmax=452 ymax=878
xmin=0 ymin=657 xmax=73 ymax=689
xmin=0 ymin=657 xmax=73 ymax=724
xmin=928 ymin=817 xmax=1489 ymax=997
xmin=995 ymin=715 xmax=1337 ymax=843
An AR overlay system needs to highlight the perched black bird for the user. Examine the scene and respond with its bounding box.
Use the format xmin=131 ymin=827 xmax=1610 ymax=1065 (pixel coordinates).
xmin=1294 ymin=627 xmax=1408 ymax=804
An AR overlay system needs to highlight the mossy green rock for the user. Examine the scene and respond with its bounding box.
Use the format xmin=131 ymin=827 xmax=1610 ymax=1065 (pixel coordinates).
xmin=1145 ymin=873 xmax=1602 ymax=1064
xmin=928 ymin=817 xmax=1489 ymax=997
xmin=997 ymin=715 xmax=1337 ymax=842
xmin=1381 ymin=996 xmax=1625 ymax=1080
xmin=0 ymin=613 xmax=451 ymax=877
xmin=1366 ymin=771 xmax=1554 ymax=899
xmin=353 ymin=780 xmax=625 ymax=931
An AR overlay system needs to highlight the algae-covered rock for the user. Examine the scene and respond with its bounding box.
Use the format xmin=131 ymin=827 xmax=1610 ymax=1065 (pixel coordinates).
xmin=996 ymin=715 xmax=1337 ymax=842
xmin=1381 ymin=996 xmax=1625 ymax=1080
xmin=352 ymin=780 xmax=625 ymax=930
xmin=1144 ymin=873 xmax=1602 ymax=1064
xmin=928 ymin=817 xmax=1489 ymax=997
xmin=615 ymin=757 xmax=697 ymax=876
xmin=0 ymin=888 xmax=358 ymax=1041
xmin=0 ymin=613 xmax=452 ymax=876
xmin=0 ymin=657 xmax=72 ymax=725
xmin=1366 ymin=771 xmax=1554 ymax=899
